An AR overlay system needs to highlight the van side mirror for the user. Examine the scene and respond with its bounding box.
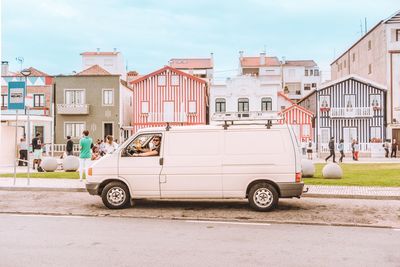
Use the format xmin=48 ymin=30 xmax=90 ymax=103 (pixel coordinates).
xmin=159 ymin=158 xmax=164 ymax=165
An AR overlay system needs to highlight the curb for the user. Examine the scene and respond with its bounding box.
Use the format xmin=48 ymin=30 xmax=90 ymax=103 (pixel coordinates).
xmin=1 ymin=186 xmax=399 ymax=200
xmin=0 ymin=187 xmax=85 ymax=193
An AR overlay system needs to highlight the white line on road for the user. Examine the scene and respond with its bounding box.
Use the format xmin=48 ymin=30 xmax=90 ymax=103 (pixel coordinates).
xmin=0 ymin=213 xmax=90 ymax=219
xmin=185 ymin=220 xmax=271 ymax=226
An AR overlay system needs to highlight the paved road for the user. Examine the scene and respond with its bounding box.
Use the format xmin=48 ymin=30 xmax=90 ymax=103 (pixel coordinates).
xmin=1 ymin=191 xmax=399 ymax=228
xmin=1 ymin=214 xmax=399 ymax=267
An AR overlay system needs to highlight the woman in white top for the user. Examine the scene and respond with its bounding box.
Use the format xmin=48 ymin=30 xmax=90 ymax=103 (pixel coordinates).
xmin=104 ymin=135 xmax=118 ymax=154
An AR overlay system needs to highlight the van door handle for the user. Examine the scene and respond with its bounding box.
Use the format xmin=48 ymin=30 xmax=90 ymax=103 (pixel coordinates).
xmin=159 ymin=157 xmax=164 ymax=165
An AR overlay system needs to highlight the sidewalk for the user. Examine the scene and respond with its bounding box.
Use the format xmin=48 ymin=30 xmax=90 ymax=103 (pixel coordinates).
xmin=0 ymin=177 xmax=399 ymax=200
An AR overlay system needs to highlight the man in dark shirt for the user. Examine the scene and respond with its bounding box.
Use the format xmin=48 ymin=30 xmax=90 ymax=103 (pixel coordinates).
xmin=32 ymin=133 xmax=43 ymax=170
xmin=66 ymin=136 xmax=74 ymax=156
xmin=133 ymin=136 xmax=161 ymax=157
xmin=325 ymin=137 xmax=336 ymax=163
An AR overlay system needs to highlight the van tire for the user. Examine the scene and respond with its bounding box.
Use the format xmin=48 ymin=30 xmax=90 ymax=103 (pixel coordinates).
xmin=248 ymin=183 xmax=278 ymax=211
xmin=101 ymin=181 xmax=131 ymax=209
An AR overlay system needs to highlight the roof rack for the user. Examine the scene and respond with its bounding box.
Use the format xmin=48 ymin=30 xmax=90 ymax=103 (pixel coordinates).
xmin=212 ymin=112 xmax=284 ymax=130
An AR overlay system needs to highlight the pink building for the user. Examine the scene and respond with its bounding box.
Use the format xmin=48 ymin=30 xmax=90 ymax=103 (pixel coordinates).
xmin=278 ymin=104 xmax=314 ymax=142
xmin=129 ymin=66 xmax=208 ymax=133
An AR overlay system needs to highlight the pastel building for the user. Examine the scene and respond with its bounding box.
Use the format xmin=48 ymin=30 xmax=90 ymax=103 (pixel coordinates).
xmin=169 ymin=55 xmax=214 ymax=82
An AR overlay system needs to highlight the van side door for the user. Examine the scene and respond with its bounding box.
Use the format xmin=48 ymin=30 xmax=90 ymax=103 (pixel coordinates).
xmin=159 ymin=130 xmax=223 ymax=198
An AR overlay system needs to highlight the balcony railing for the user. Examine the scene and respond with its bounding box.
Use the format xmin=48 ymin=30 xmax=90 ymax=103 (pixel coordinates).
xmin=57 ymin=104 xmax=89 ymax=115
xmin=329 ymin=107 xmax=374 ymax=118
xmin=212 ymin=111 xmax=280 ymax=121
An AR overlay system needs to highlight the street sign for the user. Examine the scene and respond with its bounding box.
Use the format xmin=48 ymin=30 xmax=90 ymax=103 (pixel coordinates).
xmin=8 ymin=81 xmax=25 ymax=110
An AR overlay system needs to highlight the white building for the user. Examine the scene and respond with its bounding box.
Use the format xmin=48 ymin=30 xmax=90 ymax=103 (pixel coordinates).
xmin=168 ymin=54 xmax=214 ymax=83
xmin=81 ymin=49 xmax=126 ymax=77
xmin=210 ymin=75 xmax=280 ymax=124
xmin=238 ymin=52 xmax=321 ymax=101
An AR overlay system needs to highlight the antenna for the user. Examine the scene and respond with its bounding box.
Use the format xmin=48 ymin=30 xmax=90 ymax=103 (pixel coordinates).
xmin=263 ymin=44 xmax=267 ymax=53
xmin=15 ymin=57 xmax=24 ymax=71
xmin=360 ymin=19 xmax=363 ymax=36
xmin=364 ymin=17 xmax=367 ymax=34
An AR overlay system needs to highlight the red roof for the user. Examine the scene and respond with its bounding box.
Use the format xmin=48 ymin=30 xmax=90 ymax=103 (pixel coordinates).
xmin=76 ymin=65 xmax=112 ymax=76
xmin=240 ymin=56 xmax=281 ymax=67
xmin=80 ymin=51 xmax=120 ymax=56
xmin=130 ymin=66 xmax=207 ymax=85
xmin=169 ymin=58 xmax=213 ymax=69
xmin=5 ymin=67 xmax=50 ymax=77
xmin=283 ymin=60 xmax=317 ymax=67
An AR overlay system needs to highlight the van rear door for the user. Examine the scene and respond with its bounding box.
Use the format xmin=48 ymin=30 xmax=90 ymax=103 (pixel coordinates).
xmin=160 ymin=130 xmax=223 ymax=198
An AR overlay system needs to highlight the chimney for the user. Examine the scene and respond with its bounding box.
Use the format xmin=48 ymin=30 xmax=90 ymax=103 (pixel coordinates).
xmin=282 ymin=56 xmax=286 ymax=65
xmin=260 ymin=52 xmax=266 ymax=65
xmin=239 ymin=51 xmax=244 ymax=60
xmin=96 ymin=48 xmax=100 ymax=54
xmin=1 ymin=61 xmax=9 ymax=76
xmin=210 ymin=52 xmax=214 ymax=67
xmin=113 ymin=48 xmax=117 ymax=53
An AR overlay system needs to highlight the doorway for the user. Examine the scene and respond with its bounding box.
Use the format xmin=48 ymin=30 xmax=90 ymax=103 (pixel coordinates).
xmin=34 ymin=126 xmax=44 ymax=144
xmin=104 ymin=123 xmax=113 ymax=139
xmin=392 ymin=129 xmax=400 ymax=153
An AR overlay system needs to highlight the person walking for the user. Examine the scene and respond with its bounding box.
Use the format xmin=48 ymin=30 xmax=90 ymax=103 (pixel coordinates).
xmin=32 ymin=133 xmax=43 ymax=170
xmin=391 ymin=139 xmax=398 ymax=158
xmin=325 ymin=137 xmax=336 ymax=163
xmin=18 ymin=137 xmax=28 ymax=166
xmin=354 ymin=140 xmax=360 ymax=161
xmin=66 ymin=136 xmax=74 ymax=156
xmin=384 ymin=139 xmax=390 ymax=158
xmin=338 ymin=139 xmax=345 ymax=163
xmin=104 ymin=135 xmax=118 ymax=154
xmin=351 ymin=139 xmax=356 ymax=160
xmin=306 ymin=140 xmax=313 ymax=160
xmin=79 ymin=130 xmax=93 ymax=181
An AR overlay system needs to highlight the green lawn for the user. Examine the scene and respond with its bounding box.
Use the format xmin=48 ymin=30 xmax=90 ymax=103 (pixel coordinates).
xmin=1 ymin=163 xmax=400 ymax=187
xmin=303 ymin=163 xmax=400 ymax=187
xmin=0 ymin=172 xmax=79 ymax=179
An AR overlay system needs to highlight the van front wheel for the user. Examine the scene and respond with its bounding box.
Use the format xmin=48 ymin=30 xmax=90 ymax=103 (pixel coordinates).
xmin=101 ymin=181 xmax=131 ymax=209
xmin=248 ymin=183 xmax=278 ymax=211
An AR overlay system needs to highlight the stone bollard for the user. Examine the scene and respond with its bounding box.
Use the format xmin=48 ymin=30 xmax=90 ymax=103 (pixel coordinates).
xmin=322 ymin=163 xmax=343 ymax=179
xmin=41 ymin=157 xmax=58 ymax=172
xmin=301 ymin=159 xmax=315 ymax=178
xmin=63 ymin=156 xmax=80 ymax=172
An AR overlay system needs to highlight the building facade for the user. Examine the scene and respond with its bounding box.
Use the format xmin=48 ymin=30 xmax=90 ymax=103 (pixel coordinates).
xmin=81 ymin=50 xmax=125 ymax=77
xmin=1 ymin=62 xmax=53 ymax=145
xmin=298 ymin=76 xmax=386 ymax=153
xmin=54 ymin=65 xmax=131 ymax=144
xmin=278 ymin=104 xmax=314 ymax=142
xmin=330 ymin=10 xmax=400 ymax=141
xmin=210 ymin=75 xmax=280 ymax=124
xmin=169 ymin=55 xmax=214 ymax=82
xmin=130 ymin=66 xmax=208 ymax=133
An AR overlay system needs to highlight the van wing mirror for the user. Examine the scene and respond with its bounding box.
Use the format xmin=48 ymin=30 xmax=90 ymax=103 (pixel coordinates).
xmin=159 ymin=157 xmax=164 ymax=165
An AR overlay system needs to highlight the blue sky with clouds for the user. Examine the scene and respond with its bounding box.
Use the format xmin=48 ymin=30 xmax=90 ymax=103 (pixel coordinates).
xmin=1 ymin=0 xmax=399 ymax=80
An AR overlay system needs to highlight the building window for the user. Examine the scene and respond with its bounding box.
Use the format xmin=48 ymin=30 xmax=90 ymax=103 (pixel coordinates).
xmin=158 ymin=76 xmax=166 ymax=86
xmin=321 ymin=128 xmax=330 ymax=143
xmin=65 ymin=123 xmax=85 ymax=139
xmin=188 ymin=101 xmax=197 ymax=113
xmin=302 ymin=125 xmax=311 ymax=137
xmin=345 ymin=95 xmax=356 ymax=112
xmin=141 ymin=101 xmax=149 ymax=114
xmin=238 ymin=98 xmax=249 ymax=112
xmin=305 ymin=70 xmax=309 ymax=76
xmin=314 ymin=69 xmax=319 ymax=76
xmin=305 ymin=99 xmax=311 ymax=109
xmin=171 ymin=75 xmax=179 ymax=86
xmin=65 ymin=90 xmax=85 ymax=104
xmin=281 ymin=106 xmax=286 ymax=110
xmin=310 ymin=69 xmax=314 ymax=76
xmin=343 ymin=60 xmax=346 ymax=68
xmin=370 ymin=127 xmax=381 ymax=139
xmin=261 ymin=97 xmax=272 ymax=111
xmin=312 ymin=83 xmax=317 ymax=88
xmin=368 ymin=64 xmax=372 ymax=74
xmin=215 ymin=98 xmax=226 ymax=113
xmin=368 ymin=40 xmax=372 ymax=50
xmin=1 ymin=94 xmax=8 ymax=107
xmin=320 ymin=96 xmax=330 ymax=109
xmin=396 ymin=29 xmax=400 ymax=42
xmin=304 ymin=84 xmax=311 ymax=90
xmin=352 ymin=53 xmax=356 ymax=62
xmin=102 ymin=89 xmax=114 ymax=106
xmin=33 ymin=94 xmax=45 ymax=107
xmin=370 ymin=94 xmax=381 ymax=109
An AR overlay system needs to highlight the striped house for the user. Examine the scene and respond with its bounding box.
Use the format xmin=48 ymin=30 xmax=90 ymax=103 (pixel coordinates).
xmin=298 ymin=75 xmax=387 ymax=153
xmin=129 ymin=66 xmax=208 ymax=133
xmin=278 ymin=104 xmax=314 ymax=142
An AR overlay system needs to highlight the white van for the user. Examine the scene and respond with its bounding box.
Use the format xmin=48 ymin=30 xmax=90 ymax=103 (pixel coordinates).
xmin=86 ymin=123 xmax=304 ymax=211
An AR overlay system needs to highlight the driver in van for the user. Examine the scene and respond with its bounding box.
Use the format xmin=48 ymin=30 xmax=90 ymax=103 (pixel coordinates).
xmin=133 ymin=136 xmax=161 ymax=157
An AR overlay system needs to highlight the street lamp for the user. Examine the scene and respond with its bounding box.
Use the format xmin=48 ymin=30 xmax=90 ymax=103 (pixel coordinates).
xmin=20 ymin=68 xmax=31 ymax=185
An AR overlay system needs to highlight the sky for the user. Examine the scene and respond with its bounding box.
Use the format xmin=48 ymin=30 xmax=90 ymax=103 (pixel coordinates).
xmin=1 ymin=0 xmax=399 ymax=81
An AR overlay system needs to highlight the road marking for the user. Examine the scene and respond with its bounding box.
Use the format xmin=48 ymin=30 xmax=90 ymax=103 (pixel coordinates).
xmin=185 ymin=220 xmax=271 ymax=226
xmin=393 ymin=229 xmax=400 ymax=231
xmin=0 ymin=213 xmax=89 ymax=219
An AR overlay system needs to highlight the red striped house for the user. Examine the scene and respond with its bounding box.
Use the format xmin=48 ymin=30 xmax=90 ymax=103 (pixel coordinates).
xmin=279 ymin=104 xmax=314 ymax=142
xmin=129 ymin=66 xmax=208 ymax=133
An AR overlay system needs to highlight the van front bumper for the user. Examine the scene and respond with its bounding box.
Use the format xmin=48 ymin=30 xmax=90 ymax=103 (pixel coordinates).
xmin=86 ymin=182 xmax=100 ymax=195
xmin=277 ymin=182 xmax=304 ymax=198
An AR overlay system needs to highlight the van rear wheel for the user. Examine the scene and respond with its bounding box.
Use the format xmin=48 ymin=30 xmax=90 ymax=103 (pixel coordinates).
xmin=101 ymin=181 xmax=131 ymax=209
xmin=248 ymin=183 xmax=278 ymax=211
